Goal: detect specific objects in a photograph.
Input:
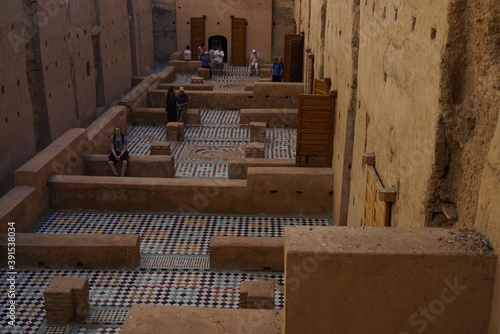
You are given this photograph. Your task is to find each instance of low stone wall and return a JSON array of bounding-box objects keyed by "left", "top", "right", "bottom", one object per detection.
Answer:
[
  {"left": 210, "top": 236, "right": 284, "bottom": 271},
  {"left": 121, "top": 305, "right": 282, "bottom": 334},
  {"left": 157, "top": 66, "right": 176, "bottom": 83},
  {"left": 14, "top": 128, "right": 88, "bottom": 188},
  {"left": 0, "top": 233, "right": 140, "bottom": 270},
  {"left": 158, "top": 83, "right": 214, "bottom": 91},
  {"left": 129, "top": 108, "right": 168, "bottom": 125},
  {"left": 87, "top": 106, "right": 128, "bottom": 154},
  {"left": 47, "top": 167, "right": 333, "bottom": 217},
  {"left": 284, "top": 226, "right": 497, "bottom": 334},
  {"left": 228, "top": 158, "right": 295, "bottom": 179},
  {"left": 83, "top": 154, "right": 175, "bottom": 178},
  {"left": 168, "top": 60, "right": 202, "bottom": 74},
  {"left": 120, "top": 74, "right": 160, "bottom": 111},
  {"left": 0, "top": 186, "right": 39, "bottom": 233},
  {"left": 240, "top": 109, "right": 298, "bottom": 128}
]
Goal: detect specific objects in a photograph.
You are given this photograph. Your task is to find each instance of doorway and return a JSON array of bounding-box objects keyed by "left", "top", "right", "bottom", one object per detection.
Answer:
[{"left": 208, "top": 35, "right": 228, "bottom": 62}]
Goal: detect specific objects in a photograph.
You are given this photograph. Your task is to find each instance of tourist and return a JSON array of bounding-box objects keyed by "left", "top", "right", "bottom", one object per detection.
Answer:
[
  {"left": 213, "top": 46, "right": 225, "bottom": 74},
  {"left": 197, "top": 43, "right": 207, "bottom": 60},
  {"left": 248, "top": 49, "right": 260, "bottom": 76},
  {"left": 165, "top": 86, "right": 177, "bottom": 122},
  {"left": 201, "top": 51, "right": 212, "bottom": 79},
  {"left": 208, "top": 44, "right": 216, "bottom": 62},
  {"left": 108, "top": 126, "right": 129, "bottom": 177},
  {"left": 176, "top": 87, "right": 189, "bottom": 122},
  {"left": 272, "top": 57, "right": 283, "bottom": 82},
  {"left": 184, "top": 45, "right": 192, "bottom": 61}
]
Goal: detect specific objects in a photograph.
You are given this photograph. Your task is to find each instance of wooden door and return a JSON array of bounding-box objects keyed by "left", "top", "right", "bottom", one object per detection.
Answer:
[
  {"left": 191, "top": 17, "right": 206, "bottom": 60},
  {"left": 283, "top": 34, "right": 304, "bottom": 82},
  {"left": 296, "top": 91, "right": 336, "bottom": 167},
  {"left": 231, "top": 17, "right": 246, "bottom": 66},
  {"left": 314, "top": 77, "right": 332, "bottom": 95}
]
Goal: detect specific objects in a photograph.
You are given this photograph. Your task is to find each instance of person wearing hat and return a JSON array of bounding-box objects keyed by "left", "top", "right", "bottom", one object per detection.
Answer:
[
  {"left": 248, "top": 49, "right": 260, "bottom": 76},
  {"left": 272, "top": 57, "right": 283, "bottom": 82},
  {"left": 176, "top": 87, "right": 189, "bottom": 122}
]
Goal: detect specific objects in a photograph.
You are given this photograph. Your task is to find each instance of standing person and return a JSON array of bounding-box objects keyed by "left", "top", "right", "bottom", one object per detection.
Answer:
[
  {"left": 201, "top": 51, "right": 212, "bottom": 79},
  {"left": 176, "top": 87, "right": 189, "bottom": 122},
  {"left": 208, "top": 44, "right": 216, "bottom": 62},
  {"left": 197, "top": 43, "right": 207, "bottom": 60},
  {"left": 165, "top": 86, "right": 177, "bottom": 122},
  {"left": 213, "top": 46, "right": 225, "bottom": 74},
  {"left": 108, "top": 126, "right": 129, "bottom": 177},
  {"left": 272, "top": 57, "right": 283, "bottom": 82},
  {"left": 184, "top": 45, "right": 192, "bottom": 61},
  {"left": 248, "top": 49, "right": 260, "bottom": 76}
]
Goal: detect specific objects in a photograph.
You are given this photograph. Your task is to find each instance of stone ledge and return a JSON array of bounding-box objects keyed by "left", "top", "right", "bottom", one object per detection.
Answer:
[
  {"left": 210, "top": 236, "right": 284, "bottom": 271},
  {"left": 83, "top": 154, "right": 175, "bottom": 178},
  {"left": 121, "top": 304, "right": 282, "bottom": 334}
]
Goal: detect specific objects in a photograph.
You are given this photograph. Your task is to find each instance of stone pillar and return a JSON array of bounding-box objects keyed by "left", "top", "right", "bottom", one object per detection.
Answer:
[
  {"left": 150, "top": 141, "right": 171, "bottom": 155},
  {"left": 250, "top": 122, "right": 267, "bottom": 143},
  {"left": 240, "top": 280, "right": 275, "bottom": 309},
  {"left": 44, "top": 276, "right": 89, "bottom": 325}
]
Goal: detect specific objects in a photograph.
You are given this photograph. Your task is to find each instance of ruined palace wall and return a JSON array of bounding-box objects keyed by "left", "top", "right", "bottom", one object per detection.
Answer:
[
  {"left": 38, "top": 0, "right": 78, "bottom": 140},
  {"left": 128, "top": 0, "right": 155, "bottom": 76},
  {"left": 67, "top": 0, "right": 98, "bottom": 128},
  {"left": 0, "top": 1, "right": 37, "bottom": 196},
  {"left": 295, "top": 0, "right": 359, "bottom": 225},
  {"left": 349, "top": 0, "right": 451, "bottom": 227},
  {"left": 175, "top": 0, "right": 273, "bottom": 64},
  {"left": 272, "top": 0, "right": 295, "bottom": 59},
  {"left": 98, "top": 0, "right": 132, "bottom": 105},
  {"left": 152, "top": 0, "right": 177, "bottom": 62}
]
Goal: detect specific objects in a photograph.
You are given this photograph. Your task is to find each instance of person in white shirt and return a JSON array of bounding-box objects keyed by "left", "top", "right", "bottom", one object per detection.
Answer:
[
  {"left": 248, "top": 49, "right": 260, "bottom": 76},
  {"left": 213, "top": 47, "right": 225, "bottom": 74},
  {"left": 184, "top": 45, "right": 192, "bottom": 61}
]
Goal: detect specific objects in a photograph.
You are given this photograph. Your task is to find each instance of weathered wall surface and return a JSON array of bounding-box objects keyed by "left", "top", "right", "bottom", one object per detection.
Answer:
[
  {"left": 272, "top": 0, "right": 295, "bottom": 59},
  {"left": 98, "top": 0, "right": 132, "bottom": 105},
  {"left": 128, "top": 0, "right": 155, "bottom": 76},
  {"left": 38, "top": 0, "right": 77, "bottom": 140},
  {"left": 175, "top": 0, "right": 273, "bottom": 64},
  {"left": 67, "top": 0, "right": 97, "bottom": 128},
  {"left": 0, "top": 1, "right": 37, "bottom": 196},
  {"left": 152, "top": 0, "right": 176, "bottom": 63}
]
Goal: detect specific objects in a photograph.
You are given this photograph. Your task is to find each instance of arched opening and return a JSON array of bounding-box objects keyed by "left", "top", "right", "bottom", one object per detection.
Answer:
[{"left": 208, "top": 35, "right": 228, "bottom": 62}]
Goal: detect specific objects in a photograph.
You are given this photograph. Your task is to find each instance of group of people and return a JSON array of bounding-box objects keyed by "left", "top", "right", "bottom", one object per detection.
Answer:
[{"left": 247, "top": 49, "right": 284, "bottom": 81}]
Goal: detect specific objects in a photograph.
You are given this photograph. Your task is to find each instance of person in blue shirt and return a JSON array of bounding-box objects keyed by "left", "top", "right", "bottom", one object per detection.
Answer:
[
  {"left": 176, "top": 87, "right": 189, "bottom": 122},
  {"left": 200, "top": 51, "right": 212, "bottom": 79},
  {"left": 272, "top": 57, "right": 283, "bottom": 82}
]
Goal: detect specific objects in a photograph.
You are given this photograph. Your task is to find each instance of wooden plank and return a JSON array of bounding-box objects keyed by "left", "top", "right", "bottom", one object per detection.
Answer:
[
  {"left": 314, "top": 78, "right": 332, "bottom": 95},
  {"left": 283, "top": 34, "right": 304, "bottom": 82},
  {"left": 231, "top": 18, "right": 246, "bottom": 66}
]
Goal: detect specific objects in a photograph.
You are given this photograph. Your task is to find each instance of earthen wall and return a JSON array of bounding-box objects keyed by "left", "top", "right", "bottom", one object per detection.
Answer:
[
  {"left": 128, "top": 0, "right": 155, "bottom": 76},
  {"left": 152, "top": 0, "right": 177, "bottom": 62},
  {"left": 0, "top": 2, "right": 37, "bottom": 196}
]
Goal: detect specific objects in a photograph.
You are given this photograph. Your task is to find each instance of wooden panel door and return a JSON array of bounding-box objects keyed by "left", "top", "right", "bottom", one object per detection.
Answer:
[
  {"left": 191, "top": 17, "right": 206, "bottom": 60},
  {"left": 283, "top": 34, "right": 304, "bottom": 82},
  {"left": 296, "top": 91, "right": 336, "bottom": 167},
  {"left": 314, "top": 77, "right": 332, "bottom": 95},
  {"left": 231, "top": 17, "right": 246, "bottom": 66}
]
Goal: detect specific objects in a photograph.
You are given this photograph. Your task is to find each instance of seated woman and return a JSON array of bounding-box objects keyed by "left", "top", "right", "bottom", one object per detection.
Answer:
[{"left": 108, "top": 126, "right": 129, "bottom": 176}]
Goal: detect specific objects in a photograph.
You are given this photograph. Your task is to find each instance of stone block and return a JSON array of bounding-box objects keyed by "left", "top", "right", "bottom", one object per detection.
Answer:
[
  {"left": 240, "top": 280, "right": 275, "bottom": 309},
  {"left": 184, "top": 109, "right": 201, "bottom": 124},
  {"left": 150, "top": 141, "right": 171, "bottom": 155},
  {"left": 284, "top": 226, "right": 497, "bottom": 334},
  {"left": 190, "top": 76, "right": 204, "bottom": 84},
  {"left": 210, "top": 236, "right": 284, "bottom": 271},
  {"left": 250, "top": 122, "right": 267, "bottom": 143},
  {"left": 166, "top": 122, "right": 185, "bottom": 141},
  {"left": 197, "top": 68, "right": 210, "bottom": 80},
  {"left": 44, "top": 276, "right": 89, "bottom": 325},
  {"left": 245, "top": 142, "right": 265, "bottom": 158}
]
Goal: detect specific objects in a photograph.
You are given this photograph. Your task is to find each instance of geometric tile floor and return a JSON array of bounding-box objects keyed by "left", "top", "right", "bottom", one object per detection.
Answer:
[
  {"left": 0, "top": 269, "right": 283, "bottom": 334},
  {"left": 0, "top": 212, "right": 330, "bottom": 333},
  {"left": 34, "top": 212, "right": 331, "bottom": 255},
  {"left": 126, "top": 110, "right": 297, "bottom": 179},
  {"left": 173, "top": 66, "right": 260, "bottom": 91}
]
